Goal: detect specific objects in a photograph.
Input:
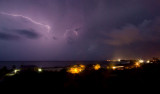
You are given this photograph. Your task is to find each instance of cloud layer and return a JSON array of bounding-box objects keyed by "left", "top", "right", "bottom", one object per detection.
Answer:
[{"left": 1, "top": 0, "right": 160, "bottom": 61}]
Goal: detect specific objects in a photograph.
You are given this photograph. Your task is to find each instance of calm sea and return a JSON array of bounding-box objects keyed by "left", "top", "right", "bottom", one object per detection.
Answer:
[{"left": 0, "top": 61, "right": 106, "bottom": 69}]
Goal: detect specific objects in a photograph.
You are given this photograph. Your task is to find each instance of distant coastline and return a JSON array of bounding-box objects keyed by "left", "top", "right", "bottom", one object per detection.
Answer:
[{"left": 0, "top": 61, "right": 106, "bottom": 68}]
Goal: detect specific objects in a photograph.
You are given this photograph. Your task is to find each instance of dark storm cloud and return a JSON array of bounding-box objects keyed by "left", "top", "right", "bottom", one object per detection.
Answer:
[
  {"left": 15, "top": 29, "right": 40, "bottom": 39},
  {"left": 103, "top": 17, "right": 160, "bottom": 46},
  {"left": 0, "top": 29, "right": 41, "bottom": 40},
  {"left": 105, "top": 24, "right": 141, "bottom": 46},
  {"left": 0, "top": 32, "right": 20, "bottom": 40},
  {"left": 53, "top": 36, "right": 57, "bottom": 40}
]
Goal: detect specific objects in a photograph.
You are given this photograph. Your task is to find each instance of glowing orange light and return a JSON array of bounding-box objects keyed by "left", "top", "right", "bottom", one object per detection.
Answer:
[
  {"left": 93, "top": 64, "right": 101, "bottom": 70},
  {"left": 112, "top": 66, "right": 116, "bottom": 70},
  {"left": 67, "top": 64, "right": 85, "bottom": 74},
  {"left": 135, "top": 62, "right": 140, "bottom": 67},
  {"left": 79, "top": 64, "right": 85, "bottom": 69}
]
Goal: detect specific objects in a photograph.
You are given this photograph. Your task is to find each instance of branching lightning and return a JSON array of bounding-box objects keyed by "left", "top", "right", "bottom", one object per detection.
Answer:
[{"left": 0, "top": 12, "right": 51, "bottom": 32}]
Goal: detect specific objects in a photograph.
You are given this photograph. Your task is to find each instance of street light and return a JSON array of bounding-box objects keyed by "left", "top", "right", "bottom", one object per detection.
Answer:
[
  {"left": 139, "top": 60, "right": 144, "bottom": 63},
  {"left": 38, "top": 68, "right": 42, "bottom": 72}
]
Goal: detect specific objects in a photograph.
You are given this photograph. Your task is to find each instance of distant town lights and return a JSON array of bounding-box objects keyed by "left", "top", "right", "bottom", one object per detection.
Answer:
[
  {"left": 135, "top": 62, "right": 140, "bottom": 67},
  {"left": 135, "top": 62, "right": 139, "bottom": 66},
  {"left": 112, "top": 66, "right": 116, "bottom": 70},
  {"left": 38, "top": 68, "right": 42, "bottom": 72},
  {"left": 14, "top": 69, "right": 20, "bottom": 74},
  {"left": 67, "top": 64, "right": 85, "bottom": 74},
  {"left": 93, "top": 64, "right": 101, "bottom": 70},
  {"left": 79, "top": 64, "right": 85, "bottom": 69},
  {"left": 139, "top": 60, "right": 144, "bottom": 63},
  {"left": 118, "top": 59, "right": 121, "bottom": 62},
  {"left": 146, "top": 60, "right": 150, "bottom": 63}
]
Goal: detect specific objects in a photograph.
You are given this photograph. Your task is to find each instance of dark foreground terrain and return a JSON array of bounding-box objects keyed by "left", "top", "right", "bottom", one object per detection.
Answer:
[{"left": 0, "top": 63, "right": 160, "bottom": 93}]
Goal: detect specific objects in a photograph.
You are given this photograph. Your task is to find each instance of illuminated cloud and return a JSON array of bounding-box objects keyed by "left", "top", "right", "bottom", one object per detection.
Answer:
[
  {"left": 0, "top": 12, "right": 51, "bottom": 32},
  {"left": 0, "top": 0, "right": 160, "bottom": 61}
]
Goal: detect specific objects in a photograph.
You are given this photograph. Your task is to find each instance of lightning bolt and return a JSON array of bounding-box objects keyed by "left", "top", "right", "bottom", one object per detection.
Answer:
[{"left": 0, "top": 12, "right": 51, "bottom": 32}]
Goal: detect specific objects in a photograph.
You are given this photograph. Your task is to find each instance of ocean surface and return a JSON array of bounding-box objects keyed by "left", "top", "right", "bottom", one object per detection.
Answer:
[{"left": 0, "top": 61, "right": 106, "bottom": 69}]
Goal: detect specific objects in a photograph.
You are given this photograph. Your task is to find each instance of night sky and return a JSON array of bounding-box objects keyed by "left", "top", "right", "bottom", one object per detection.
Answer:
[{"left": 0, "top": 0, "right": 160, "bottom": 61}]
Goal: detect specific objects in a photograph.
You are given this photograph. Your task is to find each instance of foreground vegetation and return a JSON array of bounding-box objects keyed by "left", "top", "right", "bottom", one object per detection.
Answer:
[{"left": 0, "top": 63, "right": 160, "bottom": 93}]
